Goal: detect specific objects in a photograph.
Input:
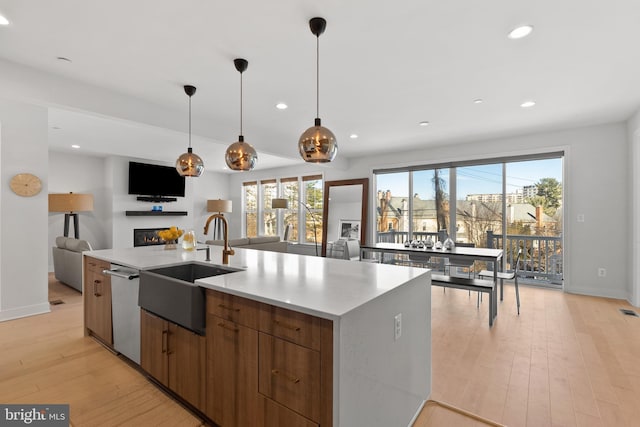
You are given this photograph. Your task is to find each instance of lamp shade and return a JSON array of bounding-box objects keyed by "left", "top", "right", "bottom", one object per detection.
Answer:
[
  {"left": 49, "top": 193, "right": 94, "bottom": 212},
  {"left": 207, "top": 199, "right": 232, "bottom": 213},
  {"left": 271, "top": 198, "right": 288, "bottom": 209}
]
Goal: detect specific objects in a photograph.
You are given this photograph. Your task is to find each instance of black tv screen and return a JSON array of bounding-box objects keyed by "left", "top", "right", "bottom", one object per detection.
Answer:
[{"left": 128, "top": 161, "right": 186, "bottom": 197}]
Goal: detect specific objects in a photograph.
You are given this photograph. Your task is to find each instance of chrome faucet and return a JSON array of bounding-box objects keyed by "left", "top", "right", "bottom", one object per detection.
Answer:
[{"left": 204, "top": 214, "right": 234, "bottom": 264}]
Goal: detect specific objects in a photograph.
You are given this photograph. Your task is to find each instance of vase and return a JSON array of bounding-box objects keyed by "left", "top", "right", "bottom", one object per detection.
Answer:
[{"left": 164, "top": 242, "right": 177, "bottom": 250}]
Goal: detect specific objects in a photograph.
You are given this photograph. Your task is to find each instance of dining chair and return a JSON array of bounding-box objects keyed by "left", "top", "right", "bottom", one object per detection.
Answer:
[
  {"left": 443, "top": 242, "right": 476, "bottom": 277},
  {"left": 479, "top": 249, "right": 522, "bottom": 314}
]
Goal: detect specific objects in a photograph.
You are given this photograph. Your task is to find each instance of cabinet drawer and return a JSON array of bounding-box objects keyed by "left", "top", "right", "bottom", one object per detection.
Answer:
[
  {"left": 258, "top": 333, "right": 321, "bottom": 422},
  {"left": 259, "top": 305, "right": 322, "bottom": 350},
  {"left": 85, "top": 257, "right": 109, "bottom": 274},
  {"left": 206, "top": 289, "right": 260, "bottom": 329},
  {"left": 258, "top": 395, "right": 318, "bottom": 427}
]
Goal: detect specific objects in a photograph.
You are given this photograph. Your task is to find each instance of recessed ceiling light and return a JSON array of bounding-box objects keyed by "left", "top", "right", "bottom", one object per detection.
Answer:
[
  {"left": 56, "top": 56, "right": 72, "bottom": 63},
  {"left": 473, "top": 99, "right": 484, "bottom": 104},
  {"left": 51, "top": 126, "right": 61, "bottom": 130},
  {"left": 508, "top": 25, "right": 533, "bottom": 40},
  {"left": 275, "top": 103, "right": 288, "bottom": 110},
  {"left": 520, "top": 100, "right": 536, "bottom": 108},
  {"left": 0, "top": 15, "right": 9, "bottom": 26},
  {"left": 71, "top": 145, "right": 80, "bottom": 149},
  {"left": 350, "top": 134, "right": 358, "bottom": 139},
  {"left": 418, "top": 121, "right": 430, "bottom": 127}
]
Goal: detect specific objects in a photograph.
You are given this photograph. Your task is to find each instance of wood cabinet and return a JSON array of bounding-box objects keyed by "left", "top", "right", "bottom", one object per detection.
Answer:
[
  {"left": 206, "top": 315, "right": 258, "bottom": 427},
  {"left": 140, "top": 309, "right": 206, "bottom": 412},
  {"left": 83, "top": 256, "right": 113, "bottom": 345},
  {"left": 205, "top": 289, "right": 333, "bottom": 427}
]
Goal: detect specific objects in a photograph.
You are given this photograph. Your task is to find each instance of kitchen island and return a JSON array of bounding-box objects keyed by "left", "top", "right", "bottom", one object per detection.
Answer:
[{"left": 83, "top": 244, "right": 431, "bottom": 427}]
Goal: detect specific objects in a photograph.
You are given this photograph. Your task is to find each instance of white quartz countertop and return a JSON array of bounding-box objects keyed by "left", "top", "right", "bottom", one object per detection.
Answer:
[{"left": 85, "top": 244, "right": 430, "bottom": 320}]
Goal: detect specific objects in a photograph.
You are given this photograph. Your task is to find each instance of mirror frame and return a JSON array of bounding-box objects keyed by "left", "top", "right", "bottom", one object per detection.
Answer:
[{"left": 321, "top": 178, "right": 369, "bottom": 257}]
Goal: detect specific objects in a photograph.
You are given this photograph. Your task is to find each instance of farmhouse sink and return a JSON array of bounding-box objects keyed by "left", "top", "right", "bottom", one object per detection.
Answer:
[{"left": 138, "top": 262, "right": 241, "bottom": 335}]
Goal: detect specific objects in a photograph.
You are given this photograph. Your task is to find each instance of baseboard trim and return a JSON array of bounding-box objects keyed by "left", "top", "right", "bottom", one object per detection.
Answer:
[{"left": 0, "top": 302, "right": 51, "bottom": 322}]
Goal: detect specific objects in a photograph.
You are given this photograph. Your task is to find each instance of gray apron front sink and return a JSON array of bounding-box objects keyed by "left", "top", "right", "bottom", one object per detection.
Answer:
[{"left": 138, "top": 262, "right": 241, "bottom": 335}]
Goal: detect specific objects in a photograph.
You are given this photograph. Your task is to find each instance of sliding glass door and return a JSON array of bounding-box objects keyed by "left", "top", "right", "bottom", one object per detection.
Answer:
[{"left": 374, "top": 154, "right": 563, "bottom": 287}]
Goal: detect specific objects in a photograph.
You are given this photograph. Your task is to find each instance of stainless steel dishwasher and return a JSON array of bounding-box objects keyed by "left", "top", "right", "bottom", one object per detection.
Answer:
[{"left": 103, "top": 265, "right": 140, "bottom": 364}]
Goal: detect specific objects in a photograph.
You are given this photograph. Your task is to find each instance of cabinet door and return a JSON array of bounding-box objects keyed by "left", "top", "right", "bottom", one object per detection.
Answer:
[
  {"left": 206, "top": 314, "right": 258, "bottom": 427},
  {"left": 168, "top": 323, "right": 206, "bottom": 411},
  {"left": 140, "top": 310, "right": 168, "bottom": 387},
  {"left": 84, "top": 265, "right": 113, "bottom": 345}
]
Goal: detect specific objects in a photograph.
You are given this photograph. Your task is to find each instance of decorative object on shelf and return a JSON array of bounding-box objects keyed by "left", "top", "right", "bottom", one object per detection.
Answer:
[
  {"left": 157, "top": 226, "right": 183, "bottom": 250},
  {"left": 182, "top": 230, "right": 196, "bottom": 251},
  {"left": 443, "top": 237, "right": 455, "bottom": 250},
  {"left": 225, "top": 58, "right": 257, "bottom": 171},
  {"left": 175, "top": 85, "right": 204, "bottom": 177},
  {"left": 298, "top": 17, "right": 338, "bottom": 163},
  {"left": 206, "top": 199, "right": 233, "bottom": 240},
  {"left": 151, "top": 205, "right": 163, "bottom": 212},
  {"left": 10, "top": 173, "right": 42, "bottom": 197},
  {"left": 272, "top": 197, "right": 319, "bottom": 256},
  {"left": 48, "top": 192, "right": 94, "bottom": 238}
]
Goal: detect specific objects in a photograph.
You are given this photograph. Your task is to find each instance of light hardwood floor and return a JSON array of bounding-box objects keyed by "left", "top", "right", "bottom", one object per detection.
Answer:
[{"left": 2, "top": 275, "right": 640, "bottom": 426}]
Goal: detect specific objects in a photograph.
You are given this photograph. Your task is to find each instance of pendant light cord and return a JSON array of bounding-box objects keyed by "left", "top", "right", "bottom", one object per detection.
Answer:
[
  {"left": 240, "top": 71, "right": 243, "bottom": 136},
  {"left": 188, "top": 95, "right": 192, "bottom": 149},
  {"left": 316, "top": 35, "right": 320, "bottom": 119}
]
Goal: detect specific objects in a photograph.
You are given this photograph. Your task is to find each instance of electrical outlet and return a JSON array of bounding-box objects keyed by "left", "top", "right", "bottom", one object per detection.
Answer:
[
  {"left": 577, "top": 214, "right": 585, "bottom": 222},
  {"left": 598, "top": 268, "right": 606, "bottom": 277},
  {"left": 394, "top": 313, "right": 402, "bottom": 340}
]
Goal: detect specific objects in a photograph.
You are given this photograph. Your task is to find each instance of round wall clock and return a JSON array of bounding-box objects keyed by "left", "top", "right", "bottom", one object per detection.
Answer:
[{"left": 10, "top": 173, "right": 42, "bottom": 197}]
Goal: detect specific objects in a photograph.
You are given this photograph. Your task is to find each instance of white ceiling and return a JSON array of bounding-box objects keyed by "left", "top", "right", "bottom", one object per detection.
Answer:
[{"left": 1, "top": 0, "right": 639, "bottom": 172}]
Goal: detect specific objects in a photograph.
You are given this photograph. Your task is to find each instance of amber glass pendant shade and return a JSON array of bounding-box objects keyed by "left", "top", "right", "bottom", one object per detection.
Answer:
[
  {"left": 298, "top": 118, "right": 337, "bottom": 163},
  {"left": 225, "top": 135, "right": 257, "bottom": 171},
  {"left": 176, "top": 147, "right": 204, "bottom": 177}
]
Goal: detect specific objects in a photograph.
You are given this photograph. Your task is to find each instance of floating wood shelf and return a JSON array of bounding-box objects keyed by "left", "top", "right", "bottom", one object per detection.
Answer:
[{"left": 125, "top": 211, "right": 188, "bottom": 216}]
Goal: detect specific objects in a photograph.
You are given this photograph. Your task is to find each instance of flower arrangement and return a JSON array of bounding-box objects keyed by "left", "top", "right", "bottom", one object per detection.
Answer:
[{"left": 157, "top": 226, "right": 183, "bottom": 249}]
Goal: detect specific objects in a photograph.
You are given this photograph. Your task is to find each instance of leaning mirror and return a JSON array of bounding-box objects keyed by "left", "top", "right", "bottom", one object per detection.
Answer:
[{"left": 321, "top": 178, "right": 369, "bottom": 257}]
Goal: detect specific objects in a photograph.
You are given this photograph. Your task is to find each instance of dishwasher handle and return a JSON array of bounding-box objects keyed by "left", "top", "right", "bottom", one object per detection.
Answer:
[{"left": 103, "top": 269, "right": 139, "bottom": 280}]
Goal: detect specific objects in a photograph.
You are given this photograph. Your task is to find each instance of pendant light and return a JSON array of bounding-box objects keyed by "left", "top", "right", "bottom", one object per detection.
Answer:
[
  {"left": 298, "top": 17, "right": 338, "bottom": 163},
  {"left": 175, "top": 85, "right": 204, "bottom": 177},
  {"left": 225, "top": 58, "right": 258, "bottom": 171}
]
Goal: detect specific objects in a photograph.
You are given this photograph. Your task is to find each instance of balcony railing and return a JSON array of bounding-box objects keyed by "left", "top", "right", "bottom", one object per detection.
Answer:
[{"left": 375, "top": 230, "right": 563, "bottom": 287}]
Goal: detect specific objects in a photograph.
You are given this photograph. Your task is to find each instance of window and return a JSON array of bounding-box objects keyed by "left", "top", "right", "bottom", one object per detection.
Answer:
[
  {"left": 242, "top": 175, "right": 323, "bottom": 245},
  {"left": 280, "top": 178, "right": 299, "bottom": 242},
  {"left": 302, "top": 175, "right": 323, "bottom": 244},
  {"left": 374, "top": 153, "right": 563, "bottom": 287},
  {"left": 243, "top": 181, "right": 257, "bottom": 238},
  {"left": 261, "top": 180, "right": 277, "bottom": 236}
]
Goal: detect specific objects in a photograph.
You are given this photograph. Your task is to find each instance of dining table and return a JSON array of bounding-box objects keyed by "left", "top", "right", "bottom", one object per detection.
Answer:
[{"left": 360, "top": 242, "right": 505, "bottom": 299}]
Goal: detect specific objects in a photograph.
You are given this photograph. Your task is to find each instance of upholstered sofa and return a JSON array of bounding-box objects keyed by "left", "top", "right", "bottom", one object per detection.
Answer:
[
  {"left": 52, "top": 236, "right": 93, "bottom": 292},
  {"left": 205, "top": 236, "right": 288, "bottom": 253}
]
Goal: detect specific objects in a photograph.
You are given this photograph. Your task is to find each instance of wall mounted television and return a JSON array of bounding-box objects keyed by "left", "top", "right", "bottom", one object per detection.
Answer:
[{"left": 128, "top": 161, "right": 186, "bottom": 198}]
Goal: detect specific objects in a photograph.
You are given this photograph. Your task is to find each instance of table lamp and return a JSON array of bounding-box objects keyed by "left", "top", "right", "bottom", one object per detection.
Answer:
[{"left": 49, "top": 192, "right": 94, "bottom": 238}]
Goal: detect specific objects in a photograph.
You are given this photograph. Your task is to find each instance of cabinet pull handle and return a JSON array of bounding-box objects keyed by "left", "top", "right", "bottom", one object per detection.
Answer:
[
  {"left": 162, "top": 330, "right": 168, "bottom": 353},
  {"left": 271, "top": 369, "right": 300, "bottom": 384},
  {"left": 217, "top": 322, "right": 239, "bottom": 332},
  {"left": 273, "top": 319, "right": 301, "bottom": 332},
  {"left": 93, "top": 280, "right": 102, "bottom": 297},
  {"left": 217, "top": 304, "right": 240, "bottom": 312}
]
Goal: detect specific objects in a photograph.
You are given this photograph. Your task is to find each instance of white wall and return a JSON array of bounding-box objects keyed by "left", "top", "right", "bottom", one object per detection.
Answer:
[
  {"left": 628, "top": 110, "right": 640, "bottom": 306},
  {"left": 0, "top": 99, "right": 50, "bottom": 321},
  {"left": 229, "top": 122, "right": 630, "bottom": 302},
  {"left": 48, "top": 151, "right": 109, "bottom": 269},
  {"left": 48, "top": 152, "right": 229, "bottom": 266}
]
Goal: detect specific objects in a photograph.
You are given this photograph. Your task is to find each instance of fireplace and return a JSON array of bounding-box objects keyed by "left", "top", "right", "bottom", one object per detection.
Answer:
[{"left": 134, "top": 228, "right": 175, "bottom": 247}]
